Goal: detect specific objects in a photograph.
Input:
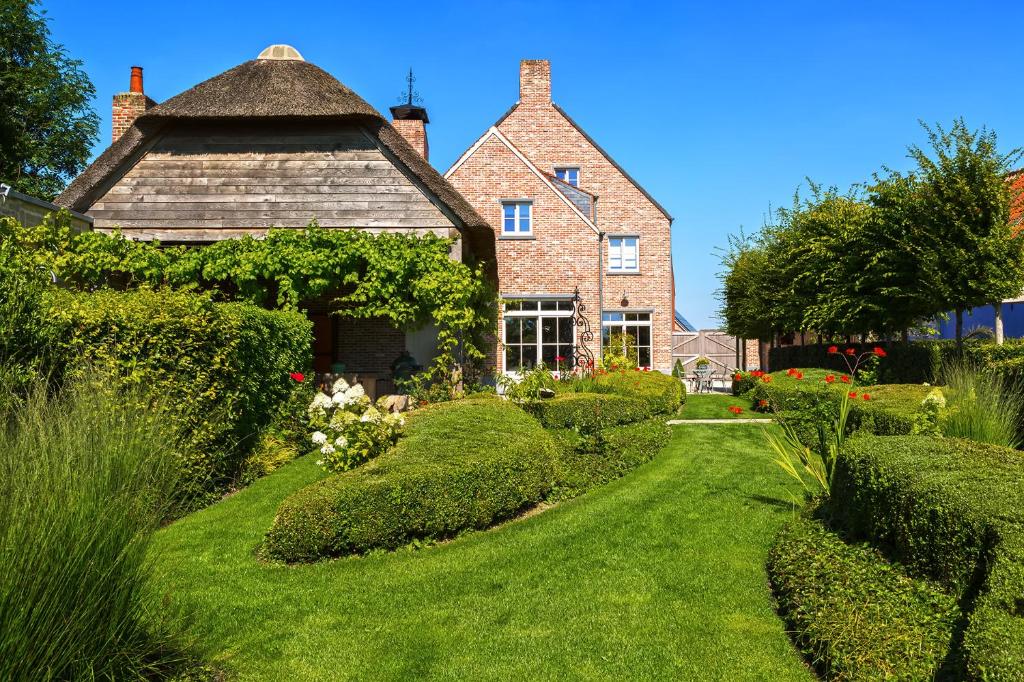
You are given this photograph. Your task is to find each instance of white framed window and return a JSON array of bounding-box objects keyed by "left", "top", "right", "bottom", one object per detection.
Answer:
[
  {"left": 602, "top": 311, "right": 652, "bottom": 368},
  {"left": 608, "top": 236, "right": 639, "bottom": 272},
  {"left": 554, "top": 167, "right": 579, "bottom": 187},
  {"left": 503, "top": 299, "right": 575, "bottom": 373},
  {"left": 501, "top": 201, "right": 532, "bottom": 236}
]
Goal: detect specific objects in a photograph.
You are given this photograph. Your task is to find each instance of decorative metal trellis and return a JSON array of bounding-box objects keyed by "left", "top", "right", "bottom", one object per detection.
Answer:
[{"left": 569, "top": 286, "right": 596, "bottom": 370}]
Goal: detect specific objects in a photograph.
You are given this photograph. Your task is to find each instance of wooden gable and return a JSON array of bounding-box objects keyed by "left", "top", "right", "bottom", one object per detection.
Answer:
[{"left": 88, "top": 120, "right": 455, "bottom": 241}]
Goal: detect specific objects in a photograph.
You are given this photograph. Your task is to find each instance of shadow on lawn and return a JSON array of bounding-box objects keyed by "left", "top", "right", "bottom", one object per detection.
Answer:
[{"left": 745, "top": 494, "right": 801, "bottom": 511}]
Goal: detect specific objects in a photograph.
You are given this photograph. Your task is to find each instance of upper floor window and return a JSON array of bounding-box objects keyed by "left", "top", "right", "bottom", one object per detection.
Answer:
[
  {"left": 608, "top": 236, "right": 639, "bottom": 272},
  {"left": 554, "top": 167, "right": 579, "bottom": 187},
  {"left": 502, "top": 201, "right": 532, "bottom": 236}
]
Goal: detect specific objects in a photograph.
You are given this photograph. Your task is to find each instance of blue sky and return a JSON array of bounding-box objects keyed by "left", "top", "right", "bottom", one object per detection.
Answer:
[{"left": 45, "top": 0, "right": 1024, "bottom": 328}]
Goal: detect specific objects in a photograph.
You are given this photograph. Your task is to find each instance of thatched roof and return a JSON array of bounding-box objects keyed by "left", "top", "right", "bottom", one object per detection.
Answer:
[{"left": 55, "top": 51, "right": 495, "bottom": 265}]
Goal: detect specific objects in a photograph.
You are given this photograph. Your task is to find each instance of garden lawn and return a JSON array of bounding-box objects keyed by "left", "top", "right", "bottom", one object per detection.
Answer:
[
  {"left": 151, "top": 425, "right": 812, "bottom": 681},
  {"left": 676, "top": 392, "right": 752, "bottom": 419}
]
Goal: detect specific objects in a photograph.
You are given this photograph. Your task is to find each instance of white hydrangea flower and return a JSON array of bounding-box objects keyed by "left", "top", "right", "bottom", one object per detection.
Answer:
[
  {"left": 346, "top": 384, "right": 365, "bottom": 401},
  {"left": 320, "top": 443, "right": 335, "bottom": 455},
  {"left": 334, "top": 435, "right": 348, "bottom": 447},
  {"left": 311, "top": 431, "right": 328, "bottom": 445},
  {"left": 332, "top": 391, "right": 351, "bottom": 407},
  {"left": 309, "top": 392, "right": 333, "bottom": 412},
  {"left": 332, "top": 377, "right": 350, "bottom": 394}
]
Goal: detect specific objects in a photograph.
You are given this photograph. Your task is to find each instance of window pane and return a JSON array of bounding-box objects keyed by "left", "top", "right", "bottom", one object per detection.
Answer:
[
  {"left": 555, "top": 169, "right": 565, "bottom": 180},
  {"left": 521, "top": 344, "right": 537, "bottom": 369},
  {"left": 505, "top": 345, "right": 520, "bottom": 371},
  {"left": 637, "top": 313, "right": 651, "bottom": 322},
  {"left": 602, "top": 312, "right": 624, "bottom": 322},
  {"left": 602, "top": 326, "right": 610, "bottom": 346},
  {"left": 519, "top": 216, "right": 531, "bottom": 233},
  {"left": 638, "top": 346, "right": 651, "bottom": 367},
  {"left": 541, "top": 317, "right": 557, "bottom": 343},
  {"left": 558, "top": 317, "right": 572, "bottom": 342},
  {"left": 522, "top": 317, "right": 537, "bottom": 343},
  {"left": 540, "top": 300, "right": 558, "bottom": 311},
  {"left": 557, "top": 300, "right": 573, "bottom": 311},
  {"left": 542, "top": 344, "right": 558, "bottom": 365},
  {"left": 505, "top": 318, "right": 521, "bottom": 344},
  {"left": 559, "top": 344, "right": 574, "bottom": 365},
  {"left": 568, "top": 169, "right": 578, "bottom": 186},
  {"left": 637, "top": 325, "right": 650, "bottom": 346},
  {"left": 503, "top": 300, "right": 520, "bottom": 312},
  {"left": 520, "top": 300, "right": 539, "bottom": 311}
]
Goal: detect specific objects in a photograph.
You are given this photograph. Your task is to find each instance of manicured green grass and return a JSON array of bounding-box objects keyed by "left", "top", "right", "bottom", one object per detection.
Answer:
[
  {"left": 676, "top": 392, "right": 752, "bottom": 419},
  {"left": 151, "top": 425, "right": 812, "bottom": 680}
]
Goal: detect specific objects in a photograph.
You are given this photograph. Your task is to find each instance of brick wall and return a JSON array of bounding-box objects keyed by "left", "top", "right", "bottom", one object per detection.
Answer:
[
  {"left": 446, "top": 60, "right": 674, "bottom": 372},
  {"left": 392, "top": 118, "right": 428, "bottom": 160},
  {"left": 334, "top": 316, "right": 406, "bottom": 374}
]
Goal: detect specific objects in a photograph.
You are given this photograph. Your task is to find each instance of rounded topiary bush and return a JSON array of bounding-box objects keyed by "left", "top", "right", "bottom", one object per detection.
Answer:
[
  {"left": 263, "top": 398, "right": 557, "bottom": 562},
  {"left": 592, "top": 369, "right": 684, "bottom": 414}
]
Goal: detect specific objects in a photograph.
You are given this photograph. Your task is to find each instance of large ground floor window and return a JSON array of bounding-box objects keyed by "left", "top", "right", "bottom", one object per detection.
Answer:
[
  {"left": 503, "top": 299, "right": 575, "bottom": 372},
  {"left": 602, "top": 312, "right": 652, "bottom": 368}
]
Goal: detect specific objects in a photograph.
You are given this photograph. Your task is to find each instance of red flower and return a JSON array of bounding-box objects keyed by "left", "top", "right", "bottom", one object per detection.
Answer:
[
  {"left": 644, "top": 367, "right": 651, "bottom": 372},
  {"left": 825, "top": 375, "right": 835, "bottom": 384},
  {"left": 840, "top": 375, "right": 851, "bottom": 384},
  {"left": 752, "top": 370, "right": 764, "bottom": 377},
  {"left": 634, "top": 367, "right": 641, "bottom": 372},
  {"left": 787, "top": 368, "right": 796, "bottom": 376},
  {"left": 873, "top": 347, "right": 887, "bottom": 358},
  {"left": 862, "top": 393, "right": 871, "bottom": 401},
  {"left": 555, "top": 355, "right": 566, "bottom": 362},
  {"left": 758, "top": 399, "right": 769, "bottom": 408},
  {"left": 849, "top": 391, "right": 858, "bottom": 398},
  {"left": 289, "top": 372, "right": 305, "bottom": 382},
  {"left": 734, "top": 373, "right": 743, "bottom": 381},
  {"left": 762, "top": 375, "right": 772, "bottom": 383},
  {"left": 795, "top": 371, "right": 803, "bottom": 380},
  {"left": 729, "top": 406, "right": 743, "bottom": 415},
  {"left": 845, "top": 348, "right": 856, "bottom": 356},
  {"left": 827, "top": 345, "right": 839, "bottom": 354}
]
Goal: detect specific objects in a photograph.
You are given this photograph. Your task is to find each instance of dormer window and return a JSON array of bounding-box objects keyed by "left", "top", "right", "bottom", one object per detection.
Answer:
[
  {"left": 502, "top": 200, "right": 533, "bottom": 236},
  {"left": 554, "top": 167, "right": 579, "bottom": 187}
]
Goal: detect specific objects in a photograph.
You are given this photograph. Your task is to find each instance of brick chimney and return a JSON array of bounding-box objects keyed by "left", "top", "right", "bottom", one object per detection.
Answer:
[
  {"left": 519, "top": 59, "right": 551, "bottom": 105},
  {"left": 112, "top": 66, "right": 152, "bottom": 142},
  {"left": 390, "top": 104, "right": 429, "bottom": 161}
]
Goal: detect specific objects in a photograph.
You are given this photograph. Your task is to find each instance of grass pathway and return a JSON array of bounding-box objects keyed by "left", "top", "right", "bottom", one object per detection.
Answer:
[{"left": 152, "top": 425, "right": 812, "bottom": 680}]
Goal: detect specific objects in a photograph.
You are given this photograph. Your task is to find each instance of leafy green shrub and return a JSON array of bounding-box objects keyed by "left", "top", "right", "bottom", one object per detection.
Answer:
[
  {"left": 263, "top": 398, "right": 557, "bottom": 561},
  {"left": 731, "top": 369, "right": 760, "bottom": 396},
  {"left": 306, "top": 377, "right": 403, "bottom": 473},
  {"left": 831, "top": 435, "right": 1024, "bottom": 678},
  {"left": 0, "top": 373, "right": 192, "bottom": 679},
  {"left": 768, "top": 514, "right": 959, "bottom": 681},
  {"left": 529, "top": 392, "right": 650, "bottom": 434},
  {"left": 549, "top": 418, "right": 671, "bottom": 499},
  {"left": 591, "top": 368, "right": 684, "bottom": 414},
  {"left": 39, "top": 288, "right": 312, "bottom": 505}
]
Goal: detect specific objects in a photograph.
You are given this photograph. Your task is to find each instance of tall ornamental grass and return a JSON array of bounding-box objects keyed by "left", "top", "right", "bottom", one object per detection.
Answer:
[
  {"left": 940, "top": 360, "right": 1023, "bottom": 449},
  {"left": 0, "top": 374, "right": 189, "bottom": 680}
]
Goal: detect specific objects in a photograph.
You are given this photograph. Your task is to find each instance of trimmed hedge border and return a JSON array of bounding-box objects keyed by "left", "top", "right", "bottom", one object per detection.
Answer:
[
  {"left": 263, "top": 398, "right": 557, "bottom": 562},
  {"left": 832, "top": 435, "right": 1024, "bottom": 679},
  {"left": 769, "top": 514, "right": 959, "bottom": 681},
  {"left": 592, "top": 369, "right": 685, "bottom": 414},
  {"left": 769, "top": 339, "right": 1024, "bottom": 385},
  {"left": 549, "top": 418, "right": 672, "bottom": 500},
  {"left": 40, "top": 288, "right": 312, "bottom": 505},
  {"left": 530, "top": 393, "right": 651, "bottom": 434}
]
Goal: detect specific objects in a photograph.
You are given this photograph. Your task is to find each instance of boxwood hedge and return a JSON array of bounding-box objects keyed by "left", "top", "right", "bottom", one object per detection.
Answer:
[
  {"left": 831, "top": 435, "right": 1024, "bottom": 679},
  {"left": 768, "top": 513, "right": 959, "bottom": 681},
  {"left": 529, "top": 393, "right": 650, "bottom": 434},
  {"left": 40, "top": 288, "right": 312, "bottom": 506},
  {"left": 591, "top": 369, "right": 685, "bottom": 414},
  {"left": 263, "top": 398, "right": 558, "bottom": 562},
  {"left": 549, "top": 418, "right": 672, "bottom": 499}
]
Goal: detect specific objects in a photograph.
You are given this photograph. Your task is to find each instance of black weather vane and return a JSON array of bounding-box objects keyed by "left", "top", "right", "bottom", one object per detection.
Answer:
[{"left": 398, "top": 68, "right": 423, "bottom": 106}]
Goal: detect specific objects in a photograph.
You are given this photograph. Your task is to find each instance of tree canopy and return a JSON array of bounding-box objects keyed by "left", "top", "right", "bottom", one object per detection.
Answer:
[
  {"left": 718, "top": 120, "right": 1024, "bottom": 343},
  {"left": 0, "top": 0, "right": 98, "bottom": 200}
]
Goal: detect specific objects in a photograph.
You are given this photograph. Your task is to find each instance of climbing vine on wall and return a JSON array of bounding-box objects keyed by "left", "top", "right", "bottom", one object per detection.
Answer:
[{"left": 0, "top": 217, "right": 495, "bottom": 378}]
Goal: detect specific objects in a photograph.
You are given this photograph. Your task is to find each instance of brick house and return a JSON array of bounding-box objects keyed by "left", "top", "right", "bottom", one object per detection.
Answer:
[{"left": 444, "top": 60, "right": 675, "bottom": 373}]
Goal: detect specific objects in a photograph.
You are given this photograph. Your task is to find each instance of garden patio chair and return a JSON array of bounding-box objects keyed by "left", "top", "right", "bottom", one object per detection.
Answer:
[{"left": 692, "top": 366, "right": 713, "bottom": 394}]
